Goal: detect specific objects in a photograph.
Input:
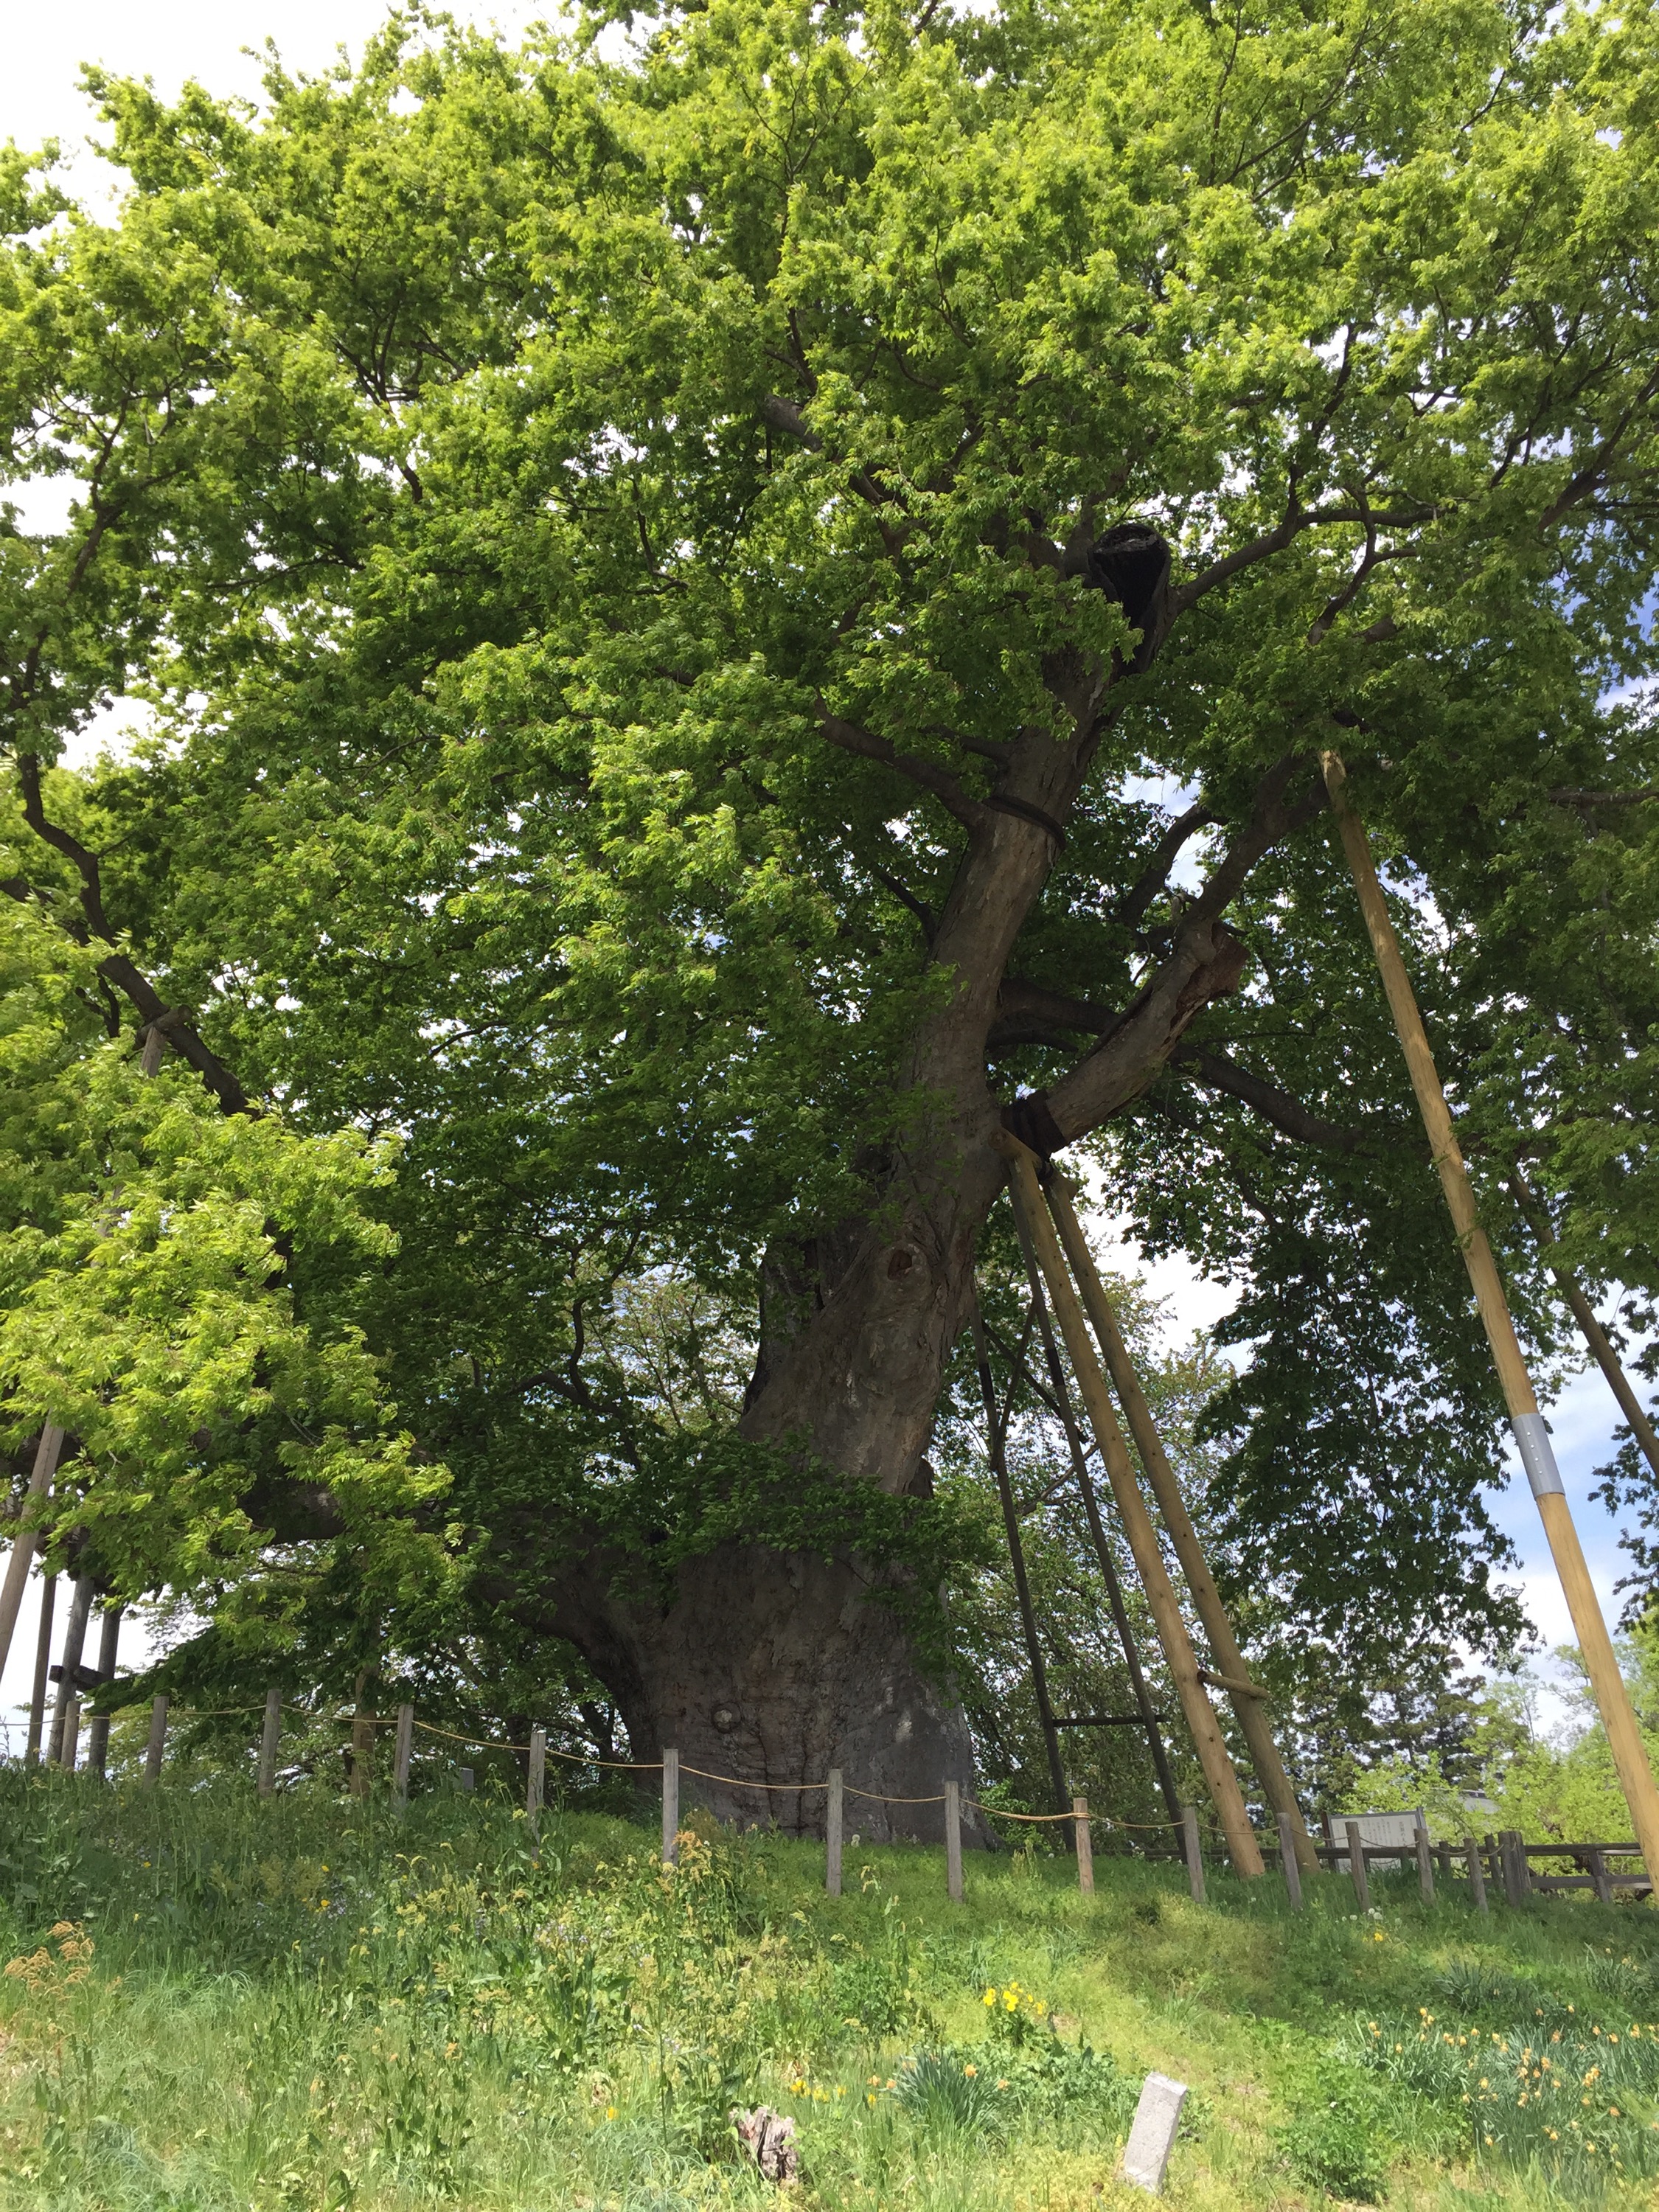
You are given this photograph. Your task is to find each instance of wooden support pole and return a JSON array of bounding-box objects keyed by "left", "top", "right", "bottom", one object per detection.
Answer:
[
  {"left": 945, "top": 1779, "right": 964, "bottom": 1902},
  {"left": 1011, "top": 1249, "right": 1184, "bottom": 1823},
  {"left": 1346, "top": 1820, "right": 1370, "bottom": 1911},
  {"left": 826, "top": 1768, "right": 844, "bottom": 1897},
  {"left": 257, "top": 1688, "right": 282, "bottom": 1799},
  {"left": 26, "top": 1571, "right": 56, "bottom": 1764},
  {"left": 1280, "top": 1823, "right": 1303, "bottom": 1910},
  {"left": 661, "top": 1747, "right": 679, "bottom": 1865},
  {"left": 1182, "top": 1806, "right": 1206, "bottom": 1903},
  {"left": 144, "top": 1695, "right": 169, "bottom": 1789},
  {"left": 1464, "top": 1834, "right": 1488, "bottom": 1915},
  {"left": 48, "top": 1573, "right": 94, "bottom": 1766},
  {"left": 1324, "top": 751, "right": 1659, "bottom": 1885},
  {"left": 1044, "top": 1175, "right": 1319, "bottom": 1877},
  {"left": 1588, "top": 1846, "right": 1613, "bottom": 1907},
  {"left": 1512, "top": 1167, "right": 1659, "bottom": 1487},
  {"left": 999, "top": 1137, "right": 1265, "bottom": 1877},
  {"left": 1415, "top": 1816, "right": 1435, "bottom": 1905},
  {"left": 0, "top": 1425, "right": 62, "bottom": 1678},
  {"left": 969, "top": 1295, "right": 1070, "bottom": 1816},
  {"left": 1500, "top": 1829, "right": 1527, "bottom": 1907},
  {"left": 393, "top": 1703, "right": 414, "bottom": 1812},
  {"left": 527, "top": 1725, "right": 546, "bottom": 1834},
  {"left": 84, "top": 1605, "right": 122, "bottom": 1780},
  {"left": 62, "top": 1694, "right": 81, "bottom": 1771}
]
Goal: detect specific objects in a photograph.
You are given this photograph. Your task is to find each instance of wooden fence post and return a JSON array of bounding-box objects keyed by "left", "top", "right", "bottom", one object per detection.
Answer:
[
  {"left": 1464, "top": 1835, "right": 1488, "bottom": 1915},
  {"left": 143, "top": 1695, "right": 169, "bottom": 1789},
  {"left": 1588, "top": 1846, "right": 1613, "bottom": 1907},
  {"left": 826, "top": 1768, "right": 844, "bottom": 1897},
  {"left": 62, "top": 1694, "right": 81, "bottom": 1773},
  {"left": 1500, "top": 1829, "right": 1528, "bottom": 1907},
  {"left": 1280, "top": 1823, "right": 1304, "bottom": 1910},
  {"left": 1483, "top": 1832, "right": 1499, "bottom": 1892},
  {"left": 1074, "top": 1797, "right": 1094, "bottom": 1896},
  {"left": 527, "top": 1725, "right": 546, "bottom": 1834},
  {"left": 26, "top": 1571, "right": 56, "bottom": 1764},
  {"left": 1415, "top": 1816, "right": 1435, "bottom": 1905},
  {"left": 661, "top": 1748, "right": 679, "bottom": 1865},
  {"left": 393, "top": 1703, "right": 414, "bottom": 1812},
  {"left": 349, "top": 1675, "right": 375, "bottom": 1800},
  {"left": 945, "top": 1780, "right": 964, "bottom": 1902},
  {"left": 1182, "top": 1806, "right": 1206, "bottom": 1904},
  {"left": 257, "top": 1688, "right": 282, "bottom": 1800},
  {"left": 1346, "top": 1820, "right": 1370, "bottom": 1911}
]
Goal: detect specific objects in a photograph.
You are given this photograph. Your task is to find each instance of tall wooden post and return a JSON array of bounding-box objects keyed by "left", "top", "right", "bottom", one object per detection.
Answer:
[
  {"left": 527, "top": 1725, "right": 546, "bottom": 1834},
  {"left": 1000, "top": 1137, "right": 1265, "bottom": 1877},
  {"left": 661, "top": 1747, "right": 679, "bottom": 1865},
  {"left": 1073, "top": 1797, "right": 1094, "bottom": 1894},
  {"left": 1511, "top": 1166, "right": 1659, "bottom": 1485},
  {"left": 1346, "top": 1820, "right": 1370, "bottom": 1911},
  {"left": 1415, "top": 1817, "right": 1435, "bottom": 1904},
  {"left": 826, "top": 1768, "right": 844, "bottom": 1897},
  {"left": 143, "top": 1695, "right": 169, "bottom": 1788},
  {"left": 1279, "top": 1823, "right": 1303, "bottom": 1910},
  {"left": 26, "top": 1571, "right": 56, "bottom": 1764},
  {"left": 257, "top": 1689, "right": 282, "bottom": 1799},
  {"left": 48, "top": 1573, "right": 94, "bottom": 1766},
  {"left": 0, "top": 1425, "right": 63, "bottom": 1677},
  {"left": 393, "top": 1703, "right": 414, "bottom": 1812},
  {"left": 83, "top": 1605, "right": 122, "bottom": 1779},
  {"left": 1182, "top": 1806, "right": 1206, "bottom": 1903},
  {"left": 945, "top": 1779, "right": 964, "bottom": 1902},
  {"left": 1044, "top": 1175, "right": 1318, "bottom": 1875},
  {"left": 1464, "top": 1835, "right": 1488, "bottom": 1915},
  {"left": 968, "top": 1298, "right": 1070, "bottom": 1815},
  {"left": 349, "top": 1674, "right": 375, "bottom": 1799},
  {"left": 1003, "top": 1202, "right": 1185, "bottom": 1823},
  {"left": 62, "top": 1694, "right": 81, "bottom": 1772},
  {"left": 1324, "top": 751, "right": 1659, "bottom": 1884}
]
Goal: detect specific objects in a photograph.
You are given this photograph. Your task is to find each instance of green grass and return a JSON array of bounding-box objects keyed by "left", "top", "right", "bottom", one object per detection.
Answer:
[{"left": 2, "top": 1771, "right": 1659, "bottom": 2209}]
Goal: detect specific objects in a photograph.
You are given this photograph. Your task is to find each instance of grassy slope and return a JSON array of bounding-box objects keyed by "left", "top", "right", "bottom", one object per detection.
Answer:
[{"left": 1, "top": 1772, "right": 1658, "bottom": 2210}]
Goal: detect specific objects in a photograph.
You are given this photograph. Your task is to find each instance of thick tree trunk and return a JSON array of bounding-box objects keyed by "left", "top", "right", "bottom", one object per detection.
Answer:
[{"left": 543, "top": 1538, "right": 986, "bottom": 1844}]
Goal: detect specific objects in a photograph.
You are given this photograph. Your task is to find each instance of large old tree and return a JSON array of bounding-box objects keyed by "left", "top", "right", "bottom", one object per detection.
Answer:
[{"left": 6, "top": 0, "right": 1659, "bottom": 1826}]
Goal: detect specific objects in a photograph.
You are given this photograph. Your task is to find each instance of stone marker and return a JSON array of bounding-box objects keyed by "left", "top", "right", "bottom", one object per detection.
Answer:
[{"left": 1121, "top": 2070, "right": 1188, "bottom": 2194}]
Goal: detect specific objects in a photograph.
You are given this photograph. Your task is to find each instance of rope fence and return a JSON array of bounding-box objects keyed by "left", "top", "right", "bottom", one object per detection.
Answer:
[{"left": 44, "top": 1685, "right": 1627, "bottom": 1917}]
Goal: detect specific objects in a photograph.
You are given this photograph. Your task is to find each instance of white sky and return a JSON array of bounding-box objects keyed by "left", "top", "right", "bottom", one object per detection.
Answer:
[{"left": 0, "top": 4, "right": 1644, "bottom": 1759}]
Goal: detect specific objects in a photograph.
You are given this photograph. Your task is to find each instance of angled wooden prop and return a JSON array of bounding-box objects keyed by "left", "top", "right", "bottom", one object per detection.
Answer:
[
  {"left": 998, "top": 1130, "right": 1265, "bottom": 1877},
  {"left": 1043, "top": 1172, "right": 1319, "bottom": 1875},
  {"left": 1323, "top": 751, "right": 1659, "bottom": 1882},
  {"left": 0, "top": 1422, "right": 63, "bottom": 1678}
]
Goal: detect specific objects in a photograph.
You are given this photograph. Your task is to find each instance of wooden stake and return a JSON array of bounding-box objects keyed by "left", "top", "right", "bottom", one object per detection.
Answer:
[
  {"left": 144, "top": 1695, "right": 169, "bottom": 1789},
  {"left": 528, "top": 1725, "right": 546, "bottom": 1834},
  {"left": 945, "top": 1779, "right": 964, "bottom": 1902},
  {"left": 826, "top": 1768, "right": 844, "bottom": 1897},
  {"left": 1346, "top": 1820, "right": 1370, "bottom": 1911},
  {"left": 661, "top": 1747, "right": 679, "bottom": 1864},
  {"left": 1324, "top": 751, "right": 1659, "bottom": 1885},
  {"left": 1044, "top": 1175, "right": 1318, "bottom": 1877},
  {"left": 84, "top": 1605, "right": 121, "bottom": 1780},
  {"left": 969, "top": 1295, "right": 1070, "bottom": 1815},
  {"left": 26, "top": 1571, "right": 55, "bottom": 1764},
  {"left": 0, "top": 1425, "right": 62, "bottom": 1678},
  {"left": 257, "top": 1688, "right": 282, "bottom": 1799},
  {"left": 1074, "top": 1797, "right": 1095, "bottom": 1894},
  {"left": 62, "top": 1694, "right": 81, "bottom": 1772},
  {"left": 393, "top": 1703, "right": 414, "bottom": 1812},
  {"left": 48, "top": 1573, "right": 94, "bottom": 1766},
  {"left": 999, "top": 1137, "right": 1265, "bottom": 1877},
  {"left": 1415, "top": 1815, "right": 1435, "bottom": 1904},
  {"left": 1464, "top": 1835, "right": 1487, "bottom": 1915},
  {"left": 1279, "top": 1823, "right": 1303, "bottom": 1910},
  {"left": 1182, "top": 1806, "right": 1206, "bottom": 1903}
]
